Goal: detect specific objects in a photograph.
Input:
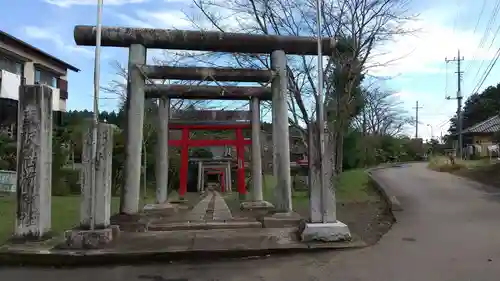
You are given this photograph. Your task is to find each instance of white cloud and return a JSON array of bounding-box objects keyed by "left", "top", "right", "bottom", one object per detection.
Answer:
[
  {"left": 44, "top": 0, "right": 149, "bottom": 7},
  {"left": 115, "top": 13, "right": 154, "bottom": 28},
  {"left": 136, "top": 10, "right": 192, "bottom": 29},
  {"left": 22, "top": 26, "right": 94, "bottom": 57},
  {"left": 368, "top": 10, "right": 497, "bottom": 77},
  {"left": 116, "top": 2, "right": 252, "bottom": 32},
  {"left": 391, "top": 91, "right": 412, "bottom": 98},
  {"left": 116, "top": 9, "right": 196, "bottom": 29}
]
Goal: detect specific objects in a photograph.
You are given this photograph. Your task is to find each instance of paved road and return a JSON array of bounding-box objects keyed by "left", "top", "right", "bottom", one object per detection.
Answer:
[{"left": 3, "top": 163, "right": 500, "bottom": 281}]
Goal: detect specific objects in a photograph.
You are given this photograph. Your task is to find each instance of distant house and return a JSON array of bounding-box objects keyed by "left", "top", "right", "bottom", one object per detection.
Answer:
[
  {"left": 461, "top": 115, "right": 500, "bottom": 157},
  {"left": 0, "top": 30, "right": 79, "bottom": 130},
  {"left": 462, "top": 115, "right": 500, "bottom": 144}
]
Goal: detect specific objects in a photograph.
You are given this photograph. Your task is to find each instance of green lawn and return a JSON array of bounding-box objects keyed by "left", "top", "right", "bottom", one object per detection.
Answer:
[
  {"left": 336, "top": 169, "right": 379, "bottom": 203},
  {"left": 0, "top": 194, "right": 155, "bottom": 244},
  {"left": 1, "top": 170, "right": 375, "bottom": 243},
  {"left": 261, "top": 168, "right": 377, "bottom": 209}
]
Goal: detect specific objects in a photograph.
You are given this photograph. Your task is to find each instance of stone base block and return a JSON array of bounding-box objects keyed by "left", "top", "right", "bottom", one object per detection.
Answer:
[
  {"left": 63, "top": 225, "right": 119, "bottom": 249},
  {"left": 260, "top": 212, "right": 302, "bottom": 228},
  {"left": 143, "top": 203, "right": 176, "bottom": 210},
  {"left": 299, "top": 221, "right": 351, "bottom": 242},
  {"left": 143, "top": 203, "right": 178, "bottom": 217},
  {"left": 240, "top": 200, "right": 274, "bottom": 210}
]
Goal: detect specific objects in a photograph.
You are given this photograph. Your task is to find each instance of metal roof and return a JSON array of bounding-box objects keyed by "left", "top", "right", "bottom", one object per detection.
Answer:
[
  {"left": 462, "top": 115, "right": 500, "bottom": 134},
  {"left": 0, "top": 30, "right": 80, "bottom": 72}
]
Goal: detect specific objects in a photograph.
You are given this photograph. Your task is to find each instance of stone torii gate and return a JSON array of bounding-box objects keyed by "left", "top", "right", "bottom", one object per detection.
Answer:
[{"left": 73, "top": 25, "right": 350, "bottom": 241}]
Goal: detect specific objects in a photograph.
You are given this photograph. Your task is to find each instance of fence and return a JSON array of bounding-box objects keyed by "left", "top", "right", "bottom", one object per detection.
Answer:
[{"left": 0, "top": 170, "right": 16, "bottom": 193}]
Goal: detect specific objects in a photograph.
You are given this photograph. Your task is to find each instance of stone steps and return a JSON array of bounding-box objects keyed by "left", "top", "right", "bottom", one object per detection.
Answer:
[
  {"left": 146, "top": 191, "right": 258, "bottom": 231},
  {"left": 148, "top": 221, "right": 262, "bottom": 231}
]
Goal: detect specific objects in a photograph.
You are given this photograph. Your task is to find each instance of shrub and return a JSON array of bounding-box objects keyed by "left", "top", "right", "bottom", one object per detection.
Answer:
[
  {"left": 52, "top": 167, "right": 81, "bottom": 196},
  {"left": 52, "top": 177, "right": 71, "bottom": 196},
  {"left": 428, "top": 156, "right": 466, "bottom": 173},
  {"left": 62, "top": 168, "right": 81, "bottom": 194}
]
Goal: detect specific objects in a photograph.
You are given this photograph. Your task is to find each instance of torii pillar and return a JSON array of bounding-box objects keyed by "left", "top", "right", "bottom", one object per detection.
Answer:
[{"left": 240, "top": 97, "right": 274, "bottom": 210}]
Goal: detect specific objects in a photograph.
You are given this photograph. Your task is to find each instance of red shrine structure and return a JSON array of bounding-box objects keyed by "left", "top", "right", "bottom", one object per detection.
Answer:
[{"left": 168, "top": 110, "right": 252, "bottom": 197}]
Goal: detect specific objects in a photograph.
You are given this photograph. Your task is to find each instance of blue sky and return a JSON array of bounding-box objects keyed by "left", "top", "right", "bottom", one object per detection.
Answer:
[{"left": 1, "top": 0, "right": 499, "bottom": 140}]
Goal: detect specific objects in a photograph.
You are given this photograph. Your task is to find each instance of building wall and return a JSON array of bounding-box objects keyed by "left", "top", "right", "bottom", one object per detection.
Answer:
[
  {"left": 0, "top": 40, "right": 66, "bottom": 74},
  {"left": 0, "top": 40, "right": 68, "bottom": 111},
  {"left": 472, "top": 134, "right": 493, "bottom": 145},
  {"left": 471, "top": 134, "right": 495, "bottom": 157}
]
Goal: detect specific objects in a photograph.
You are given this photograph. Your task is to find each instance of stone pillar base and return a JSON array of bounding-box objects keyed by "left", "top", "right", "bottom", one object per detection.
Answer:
[
  {"left": 299, "top": 221, "right": 351, "bottom": 242},
  {"left": 260, "top": 212, "right": 302, "bottom": 228},
  {"left": 62, "top": 225, "right": 120, "bottom": 249},
  {"left": 240, "top": 200, "right": 274, "bottom": 211}
]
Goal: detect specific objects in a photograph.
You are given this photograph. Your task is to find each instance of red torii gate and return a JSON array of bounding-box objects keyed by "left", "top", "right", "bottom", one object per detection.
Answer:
[
  {"left": 205, "top": 168, "right": 226, "bottom": 192},
  {"left": 168, "top": 121, "right": 251, "bottom": 197}
]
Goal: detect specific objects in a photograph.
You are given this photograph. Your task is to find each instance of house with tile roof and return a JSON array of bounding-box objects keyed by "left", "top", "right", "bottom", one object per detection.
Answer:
[{"left": 461, "top": 115, "right": 500, "bottom": 157}]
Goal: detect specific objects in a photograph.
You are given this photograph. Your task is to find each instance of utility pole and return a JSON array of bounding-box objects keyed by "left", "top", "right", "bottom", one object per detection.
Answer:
[
  {"left": 445, "top": 49, "right": 464, "bottom": 158},
  {"left": 413, "top": 101, "right": 423, "bottom": 139}
]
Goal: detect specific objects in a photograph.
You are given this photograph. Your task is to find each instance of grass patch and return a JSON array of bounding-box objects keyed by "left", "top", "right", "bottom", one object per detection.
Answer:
[
  {"left": 261, "top": 169, "right": 377, "bottom": 212},
  {"left": 0, "top": 194, "right": 156, "bottom": 244},
  {"left": 336, "top": 169, "right": 379, "bottom": 203}
]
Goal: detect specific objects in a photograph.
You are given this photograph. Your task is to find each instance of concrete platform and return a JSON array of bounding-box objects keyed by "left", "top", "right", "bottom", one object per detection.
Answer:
[
  {"left": 0, "top": 227, "right": 365, "bottom": 266},
  {"left": 60, "top": 226, "right": 120, "bottom": 249},
  {"left": 260, "top": 212, "right": 302, "bottom": 228}
]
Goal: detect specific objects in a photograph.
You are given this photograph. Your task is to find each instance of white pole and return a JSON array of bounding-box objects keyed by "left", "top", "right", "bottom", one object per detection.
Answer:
[
  {"left": 315, "top": 0, "right": 326, "bottom": 223},
  {"left": 91, "top": 0, "right": 103, "bottom": 230}
]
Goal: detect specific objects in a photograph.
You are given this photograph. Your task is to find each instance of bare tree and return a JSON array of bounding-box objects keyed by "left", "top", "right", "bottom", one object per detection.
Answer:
[
  {"left": 188, "top": 0, "right": 415, "bottom": 180},
  {"left": 354, "top": 87, "right": 414, "bottom": 136}
]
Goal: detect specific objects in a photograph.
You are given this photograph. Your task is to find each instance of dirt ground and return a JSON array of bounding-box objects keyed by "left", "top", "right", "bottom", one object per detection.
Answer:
[
  {"left": 336, "top": 201, "right": 394, "bottom": 245},
  {"left": 453, "top": 163, "right": 500, "bottom": 189},
  {"left": 225, "top": 181, "right": 395, "bottom": 246},
  {"left": 291, "top": 184, "right": 394, "bottom": 246}
]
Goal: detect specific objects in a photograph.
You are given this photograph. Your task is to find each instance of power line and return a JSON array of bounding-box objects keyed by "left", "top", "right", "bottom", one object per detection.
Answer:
[
  {"left": 472, "top": 0, "right": 487, "bottom": 35},
  {"left": 465, "top": 0, "right": 500, "bottom": 73},
  {"left": 471, "top": 47, "right": 500, "bottom": 94},
  {"left": 466, "top": 0, "right": 500, "bottom": 81},
  {"left": 469, "top": 3, "right": 500, "bottom": 95}
]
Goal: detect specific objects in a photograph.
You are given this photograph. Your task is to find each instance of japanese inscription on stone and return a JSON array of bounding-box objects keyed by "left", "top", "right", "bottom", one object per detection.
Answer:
[{"left": 16, "top": 104, "right": 40, "bottom": 227}]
